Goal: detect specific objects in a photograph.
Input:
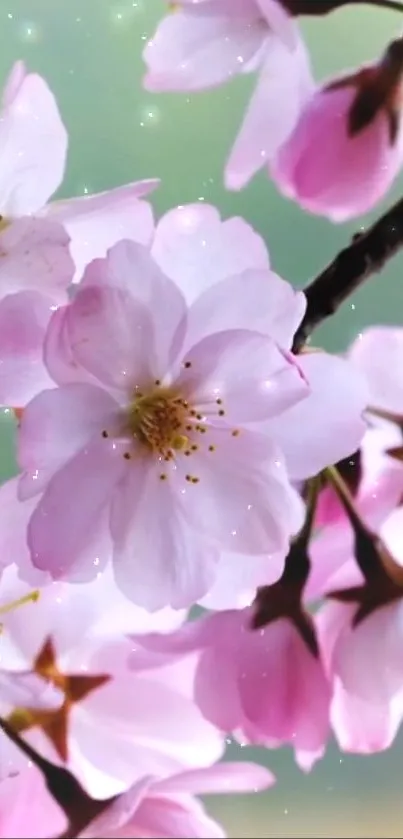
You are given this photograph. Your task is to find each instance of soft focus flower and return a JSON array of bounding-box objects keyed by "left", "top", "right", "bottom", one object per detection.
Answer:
[
  {"left": 81, "top": 762, "right": 274, "bottom": 839},
  {"left": 271, "top": 41, "right": 403, "bottom": 221},
  {"left": 0, "top": 567, "right": 221, "bottom": 795},
  {"left": 0, "top": 759, "right": 273, "bottom": 839},
  {"left": 131, "top": 607, "right": 331, "bottom": 771},
  {"left": 0, "top": 60, "right": 158, "bottom": 408},
  {"left": 143, "top": 1, "right": 314, "bottom": 190}
]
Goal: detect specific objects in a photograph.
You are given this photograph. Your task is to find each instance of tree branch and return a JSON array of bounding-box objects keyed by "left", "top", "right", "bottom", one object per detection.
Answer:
[{"left": 292, "top": 194, "right": 403, "bottom": 352}]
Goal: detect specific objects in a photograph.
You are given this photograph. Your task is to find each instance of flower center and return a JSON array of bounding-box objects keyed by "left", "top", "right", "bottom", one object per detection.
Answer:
[{"left": 127, "top": 386, "right": 190, "bottom": 456}]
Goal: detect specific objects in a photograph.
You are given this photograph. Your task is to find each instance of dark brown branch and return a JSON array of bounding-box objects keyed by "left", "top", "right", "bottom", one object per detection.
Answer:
[
  {"left": 293, "top": 194, "right": 403, "bottom": 352},
  {"left": 282, "top": 0, "right": 403, "bottom": 16}
]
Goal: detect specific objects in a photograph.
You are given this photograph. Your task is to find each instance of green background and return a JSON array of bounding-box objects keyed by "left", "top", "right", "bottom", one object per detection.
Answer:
[{"left": 1, "top": 1, "right": 403, "bottom": 835}]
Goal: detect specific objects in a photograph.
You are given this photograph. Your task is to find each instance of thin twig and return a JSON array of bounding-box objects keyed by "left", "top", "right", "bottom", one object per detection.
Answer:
[{"left": 293, "top": 195, "right": 403, "bottom": 351}]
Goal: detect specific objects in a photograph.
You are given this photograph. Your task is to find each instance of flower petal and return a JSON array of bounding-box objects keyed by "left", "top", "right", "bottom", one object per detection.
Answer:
[
  {"left": 111, "top": 461, "right": 219, "bottom": 610},
  {"left": 198, "top": 549, "right": 284, "bottom": 611},
  {"left": 80, "top": 240, "right": 187, "bottom": 376},
  {"left": 0, "top": 291, "right": 54, "bottom": 408},
  {"left": 156, "top": 761, "right": 275, "bottom": 795},
  {"left": 175, "top": 428, "right": 305, "bottom": 554},
  {"left": 18, "top": 383, "right": 121, "bottom": 499},
  {"left": 27, "top": 437, "right": 128, "bottom": 578},
  {"left": 44, "top": 305, "right": 97, "bottom": 387},
  {"left": 0, "top": 64, "right": 67, "bottom": 216},
  {"left": 143, "top": 2, "right": 266, "bottom": 91},
  {"left": 152, "top": 203, "right": 269, "bottom": 305},
  {"left": 225, "top": 33, "right": 314, "bottom": 190},
  {"left": 186, "top": 268, "right": 306, "bottom": 349},
  {"left": 47, "top": 180, "right": 158, "bottom": 282},
  {"left": 265, "top": 352, "right": 369, "bottom": 480},
  {"left": 65, "top": 284, "right": 155, "bottom": 393},
  {"left": 0, "top": 217, "right": 74, "bottom": 301},
  {"left": 177, "top": 329, "right": 308, "bottom": 422},
  {"left": 349, "top": 326, "right": 403, "bottom": 414}
]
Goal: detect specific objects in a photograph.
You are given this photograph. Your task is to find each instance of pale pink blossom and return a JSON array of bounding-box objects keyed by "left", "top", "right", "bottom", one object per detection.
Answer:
[
  {"left": 133, "top": 608, "right": 331, "bottom": 771},
  {"left": 0, "top": 760, "right": 273, "bottom": 839},
  {"left": 81, "top": 762, "right": 274, "bottom": 839},
  {"left": 270, "top": 61, "right": 403, "bottom": 222},
  {"left": 143, "top": 2, "right": 314, "bottom": 190},
  {"left": 317, "top": 589, "right": 403, "bottom": 754},
  {"left": 0, "top": 567, "right": 222, "bottom": 795},
  {"left": 0, "top": 61, "right": 157, "bottom": 408}
]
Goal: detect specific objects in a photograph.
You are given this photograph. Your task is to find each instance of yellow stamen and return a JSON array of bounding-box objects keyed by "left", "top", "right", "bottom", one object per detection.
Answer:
[{"left": 0, "top": 590, "right": 40, "bottom": 617}]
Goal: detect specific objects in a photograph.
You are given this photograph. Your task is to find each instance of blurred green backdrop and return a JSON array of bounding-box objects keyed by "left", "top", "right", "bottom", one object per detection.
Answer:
[{"left": 1, "top": 1, "right": 403, "bottom": 835}]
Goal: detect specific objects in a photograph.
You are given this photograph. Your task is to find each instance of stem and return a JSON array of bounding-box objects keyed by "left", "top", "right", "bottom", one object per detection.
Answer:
[
  {"left": 325, "top": 466, "right": 385, "bottom": 581},
  {"left": 283, "top": 0, "right": 403, "bottom": 15},
  {"left": 292, "top": 194, "right": 403, "bottom": 352}
]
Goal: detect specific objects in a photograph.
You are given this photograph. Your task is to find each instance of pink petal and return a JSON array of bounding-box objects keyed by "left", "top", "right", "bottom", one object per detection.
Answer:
[
  {"left": 271, "top": 85, "right": 403, "bottom": 222},
  {"left": 175, "top": 428, "right": 305, "bottom": 554},
  {"left": 0, "top": 669, "right": 63, "bottom": 710},
  {"left": 44, "top": 305, "right": 97, "bottom": 387},
  {"left": 0, "top": 291, "right": 54, "bottom": 408},
  {"left": 143, "top": 2, "right": 266, "bottom": 92},
  {"left": 0, "top": 66, "right": 67, "bottom": 216},
  {"left": 2, "top": 60, "right": 27, "bottom": 107},
  {"left": 0, "top": 767, "right": 67, "bottom": 838},
  {"left": 0, "top": 478, "right": 40, "bottom": 581},
  {"left": 122, "top": 794, "right": 225, "bottom": 839},
  {"left": 199, "top": 549, "right": 284, "bottom": 610},
  {"left": 157, "top": 761, "right": 275, "bottom": 795},
  {"left": 331, "top": 602, "right": 403, "bottom": 704},
  {"left": 0, "top": 217, "right": 74, "bottom": 301},
  {"left": 380, "top": 507, "right": 403, "bottom": 566},
  {"left": 47, "top": 180, "right": 158, "bottom": 282},
  {"left": 225, "top": 33, "right": 314, "bottom": 190},
  {"left": 256, "top": 0, "right": 296, "bottom": 47},
  {"left": 152, "top": 203, "right": 269, "bottom": 305},
  {"left": 111, "top": 461, "right": 219, "bottom": 610},
  {"left": 65, "top": 285, "right": 155, "bottom": 393},
  {"left": 239, "top": 619, "right": 330, "bottom": 766},
  {"left": 265, "top": 352, "right": 369, "bottom": 480},
  {"left": 186, "top": 267, "right": 306, "bottom": 349},
  {"left": 18, "top": 383, "right": 120, "bottom": 499},
  {"left": 80, "top": 240, "right": 187, "bottom": 375},
  {"left": 27, "top": 436, "right": 129, "bottom": 578},
  {"left": 177, "top": 329, "right": 308, "bottom": 422},
  {"left": 330, "top": 679, "right": 403, "bottom": 754},
  {"left": 349, "top": 326, "right": 403, "bottom": 414}
]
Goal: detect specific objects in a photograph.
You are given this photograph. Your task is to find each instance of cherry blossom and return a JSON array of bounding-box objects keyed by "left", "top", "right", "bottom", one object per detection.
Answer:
[
  {"left": 270, "top": 39, "right": 403, "bottom": 221},
  {"left": 143, "top": 1, "right": 314, "bottom": 190},
  {"left": 0, "top": 567, "right": 221, "bottom": 796},
  {"left": 0, "top": 61, "right": 158, "bottom": 408},
  {"left": 129, "top": 607, "right": 331, "bottom": 771}
]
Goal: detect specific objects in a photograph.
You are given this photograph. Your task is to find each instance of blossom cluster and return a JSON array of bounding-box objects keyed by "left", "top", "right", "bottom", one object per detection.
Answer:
[{"left": 1, "top": 1, "right": 403, "bottom": 836}]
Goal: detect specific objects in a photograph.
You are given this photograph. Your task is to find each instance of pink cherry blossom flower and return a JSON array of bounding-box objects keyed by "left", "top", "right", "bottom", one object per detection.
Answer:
[
  {"left": 0, "top": 61, "right": 158, "bottom": 408},
  {"left": 143, "top": 2, "right": 314, "bottom": 190},
  {"left": 17, "top": 241, "right": 310, "bottom": 609},
  {"left": 0, "top": 759, "right": 273, "bottom": 839},
  {"left": 81, "top": 762, "right": 274, "bottom": 839},
  {"left": 317, "top": 585, "right": 403, "bottom": 755},
  {"left": 15, "top": 204, "right": 369, "bottom": 609},
  {"left": 0, "top": 567, "right": 222, "bottom": 796},
  {"left": 270, "top": 44, "right": 403, "bottom": 222},
  {"left": 132, "top": 607, "right": 331, "bottom": 771}
]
